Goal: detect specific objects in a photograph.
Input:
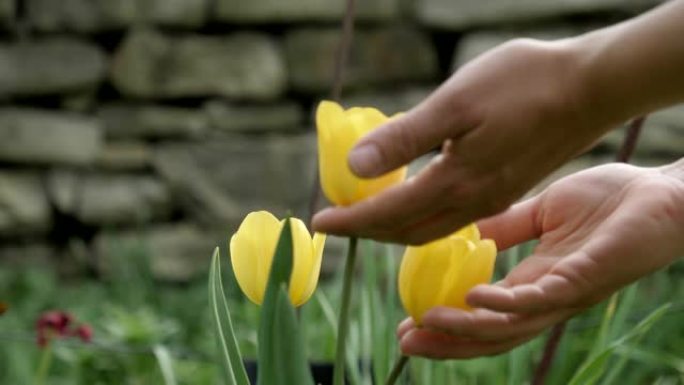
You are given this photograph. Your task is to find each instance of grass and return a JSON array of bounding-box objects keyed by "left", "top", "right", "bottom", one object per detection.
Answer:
[{"left": 0, "top": 240, "right": 682, "bottom": 384}]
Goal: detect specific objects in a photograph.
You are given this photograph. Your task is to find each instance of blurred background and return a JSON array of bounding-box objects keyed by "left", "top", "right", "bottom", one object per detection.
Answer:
[{"left": 0, "top": 0, "right": 682, "bottom": 384}]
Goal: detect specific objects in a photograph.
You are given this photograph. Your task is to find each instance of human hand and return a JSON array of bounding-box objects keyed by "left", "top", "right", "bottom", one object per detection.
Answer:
[
  {"left": 397, "top": 162, "right": 684, "bottom": 359},
  {"left": 313, "top": 37, "right": 622, "bottom": 244}
]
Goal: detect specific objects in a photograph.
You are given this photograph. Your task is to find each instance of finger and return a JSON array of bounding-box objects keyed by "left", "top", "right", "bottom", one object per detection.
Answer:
[
  {"left": 476, "top": 197, "right": 541, "bottom": 250},
  {"left": 421, "top": 306, "right": 571, "bottom": 341},
  {"left": 311, "top": 161, "right": 453, "bottom": 239},
  {"left": 397, "top": 317, "right": 415, "bottom": 339},
  {"left": 391, "top": 207, "right": 479, "bottom": 245},
  {"left": 467, "top": 272, "right": 580, "bottom": 313},
  {"left": 400, "top": 328, "right": 536, "bottom": 359},
  {"left": 348, "top": 97, "right": 479, "bottom": 178}
]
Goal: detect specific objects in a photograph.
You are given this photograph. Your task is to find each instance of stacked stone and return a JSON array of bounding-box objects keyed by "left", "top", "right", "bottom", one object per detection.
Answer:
[{"left": 0, "top": 0, "right": 681, "bottom": 281}]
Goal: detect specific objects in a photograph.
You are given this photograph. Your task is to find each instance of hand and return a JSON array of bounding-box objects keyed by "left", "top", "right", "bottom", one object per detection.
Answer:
[
  {"left": 313, "top": 37, "right": 618, "bottom": 244},
  {"left": 312, "top": 0, "right": 684, "bottom": 245},
  {"left": 397, "top": 162, "right": 684, "bottom": 359}
]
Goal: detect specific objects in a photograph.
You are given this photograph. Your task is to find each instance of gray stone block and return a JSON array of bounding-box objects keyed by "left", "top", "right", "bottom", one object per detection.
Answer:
[
  {"left": 47, "top": 171, "right": 173, "bottom": 226},
  {"left": 95, "top": 142, "right": 153, "bottom": 170},
  {"left": 0, "top": 0, "right": 14, "bottom": 27},
  {"left": 27, "top": 0, "right": 208, "bottom": 32},
  {"left": 111, "top": 29, "right": 286, "bottom": 100},
  {"left": 0, "top": 109, "right": 102, "bottom": 165},
  {"left": 204, "top": 101, "right": 304, "bottom": 133},
  {"left": 99, "top": 104, "right": 208, "bottom": 139},
  {"left": 416, "top": 0, "right": 661, "bottom": 30},
  {"left": 94, "top": 224, "right": 216, "bottom": 282},
  {"left": 0, "top": 172, "right": 51, "bottom": 237},
  {"left": 0, "top": 38, "right": 106, "bottom": 97},
  {"left": 286, "top": 27, "right": 438, "bottom": 93},
  {"left": 601, "top": 105, "right": 684, "bottom": 161},
  {"left": 153, "top": 134, "right": 316, "bottom": 227},
  {"left": 215, "top": 0, "right": 399, "bottom": 22}
]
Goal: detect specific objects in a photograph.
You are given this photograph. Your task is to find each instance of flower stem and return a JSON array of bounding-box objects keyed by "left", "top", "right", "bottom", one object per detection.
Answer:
[
  {"left": 385, "top": 355, "right": 409, "bottom": 385},
  {"left": 34, "top": 343, "right": 53, "bottom": 385},
  {"left": 333, "top": 236, "right": 358, "bottom": 385}
]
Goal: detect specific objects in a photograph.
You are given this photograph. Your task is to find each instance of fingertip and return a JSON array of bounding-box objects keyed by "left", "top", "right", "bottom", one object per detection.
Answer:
[
  {"left": 466, "top": 284, "right": 510, "bottom": 308},
  {"left": 348, "top": 142, "right": 383, "bottom": 178},
  {"left": 399, "top": 329, "right": 418, "bottom": 355},
  {"left": 476, "top": 198, "right": 541, "bottom": 250},
  {"left": 311, "top": 207, "right": 350, "bottom": 234},
  {"left": 310, "top": 208, "right": 333, "bottom": 230},
  {"left": 397, "top": 317, "right": 415, "bottom": 339}
]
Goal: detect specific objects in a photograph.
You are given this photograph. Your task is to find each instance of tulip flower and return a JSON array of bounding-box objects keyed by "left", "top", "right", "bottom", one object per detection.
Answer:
[
  {"left": 398, "top": 224, "right": 497, "bottom": 325},
  {"left": 316, "top": 100, "right": 407, "bottom": 206},
  {"left": 230, "top": 211, "right": 326, "bottom": 306}
]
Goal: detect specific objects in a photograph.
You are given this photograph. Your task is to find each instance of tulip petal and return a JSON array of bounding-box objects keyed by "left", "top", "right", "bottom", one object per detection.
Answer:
[
  {"left": 399, "top": 239, "right": 459, "bottom": 325},
  {"left": 346, "top": 107, "right": 387, "bottom": 136},
  {"left": 288, "top": 218, "right": 315, "bottom": 306},
  {"left": 453, "top": 223, "right": 481, "bottom": 242},
  {"left": 345, "top": 107, "right": 407, "bottom": 201},
  {"left": 357, "top": 165, "right": 408, "bottom": 201},
  {"left": 316, "top": 101, "right": 361, "bottom": 205},
  {"left": 471, "top": 239, "right": 497, "bottom": 284},
  {"left": 297, "top": 232, "right": 326, "bottom": 306},
  {"left": 230, "top": 232, "right": 261, "bottom": 304},
  {"left": 230, "top": 211, "right": 282, "bottom": 305},
  {"left": 444, "top": 239, "right": 497, "bottom": 310}
]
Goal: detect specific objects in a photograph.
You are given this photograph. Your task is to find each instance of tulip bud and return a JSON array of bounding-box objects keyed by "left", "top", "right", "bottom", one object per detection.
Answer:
[
  {"left": 398, "top": 224, "right": 497, "bottom": 324},
  {"left": 230, "top": 211, "right": 326, "bottom": 306},
  {"left": 316, "top": 100, "right": 407, "bottom": 206}
]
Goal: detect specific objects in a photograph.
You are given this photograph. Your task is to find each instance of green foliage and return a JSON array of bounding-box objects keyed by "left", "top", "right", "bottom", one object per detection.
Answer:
[
  {"left": 569, "top": 303, "right": 672, "bottom": 385},
  {"left": 209, "top": 247, "right": 250, "bottom": 385},
  {"left": 0, "top": 242, "right": 682, "bottom": 385}
]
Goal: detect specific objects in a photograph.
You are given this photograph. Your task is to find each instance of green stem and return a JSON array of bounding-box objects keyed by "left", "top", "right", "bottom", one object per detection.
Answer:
[
  {"left": 34, "top": 343, "right": 53, "bottom": 385},
  {"left": 333, "top": 236, "right": 358, "bottom": 385},
  {"left": 385, "top": 355, "right": 409, "bottom": 385}
]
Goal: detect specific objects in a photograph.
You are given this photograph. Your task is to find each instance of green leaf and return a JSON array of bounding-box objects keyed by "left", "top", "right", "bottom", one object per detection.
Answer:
[
  {"left": 599, "top": 284, "right": 640, "bottom": 385},
  {"left": 153, "top": 345, "right": 178, "bottom": 385},
  {"left": 568, "top": 303, "right": 672, "bottom": 385},
  {"left": 209, "top": 247, "right": 250, "bottom": 385},
  {"left": 257, "top": 219, "right": 315, "bottom": 385},
  {"left": 614, "top": 345, "right": 684, "bottom": 373}
]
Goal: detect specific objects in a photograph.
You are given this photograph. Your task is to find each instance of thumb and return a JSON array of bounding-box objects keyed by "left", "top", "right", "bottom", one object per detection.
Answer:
[{"left": 347, "top": 100, "right": 475, "bottom": 178}]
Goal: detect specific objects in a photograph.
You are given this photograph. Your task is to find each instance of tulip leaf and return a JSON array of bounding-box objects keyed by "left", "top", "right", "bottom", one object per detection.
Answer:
[
  {"left": 257, "top": 219, "right": 315, "bottom": 385},
  {"left": 209, "top": 247, "right": 250, "bottom": 385},
  {"left": 568, "top": 303, "right": 671, "bottom": 385}
]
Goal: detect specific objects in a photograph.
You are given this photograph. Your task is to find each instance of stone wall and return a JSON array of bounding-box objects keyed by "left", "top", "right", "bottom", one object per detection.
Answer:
[{"left": 0, "top": 0, "right": 681, "bottom": 281}]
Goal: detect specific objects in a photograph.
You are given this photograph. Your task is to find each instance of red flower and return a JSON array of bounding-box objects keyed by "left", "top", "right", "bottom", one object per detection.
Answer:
[
  {"left": 73, "top": 325, "right": 93, "bottom": 343},
  {"left": 35, "top": 311, "right": 93, "bottom": 348}
]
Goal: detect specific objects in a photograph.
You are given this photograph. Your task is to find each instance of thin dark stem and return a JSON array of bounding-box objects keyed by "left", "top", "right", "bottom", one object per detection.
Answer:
[
  {"left": 330, "top": 0, "right": 356, "bottom": 102},
  {"left": 333, "top": 236, "right": 359, "bottom": 385},
  {"left": 616, "top": 116, "right": 646, "bottom": 163},
  {"left": 531, "top": 115, "right": 646, "bottom": 385},
  {"left": 532, "top": 322, "right": 566, "bottom": 385},
  {"left": 385, "top": 355, "right": 409, "bottom": 385},
  {"left": 307, "top": 0, "right": 356, "bottom": 227}
]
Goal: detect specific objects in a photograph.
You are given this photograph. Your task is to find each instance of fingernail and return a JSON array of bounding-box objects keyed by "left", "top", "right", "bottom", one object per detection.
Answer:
[{"left": 348, "top": 144, "right": 381, "bottom": 176}]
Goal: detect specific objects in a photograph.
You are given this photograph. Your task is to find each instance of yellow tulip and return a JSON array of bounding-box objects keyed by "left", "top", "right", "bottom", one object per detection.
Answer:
[
  {"left": 230, "top": 211, "right": 326, "bottom": 306},
  {"left": 315, "top": 100, "right": 407, "bottom": 206},
  {"left": 398, "top": 224, "right": 497, "bottom": 325}
]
